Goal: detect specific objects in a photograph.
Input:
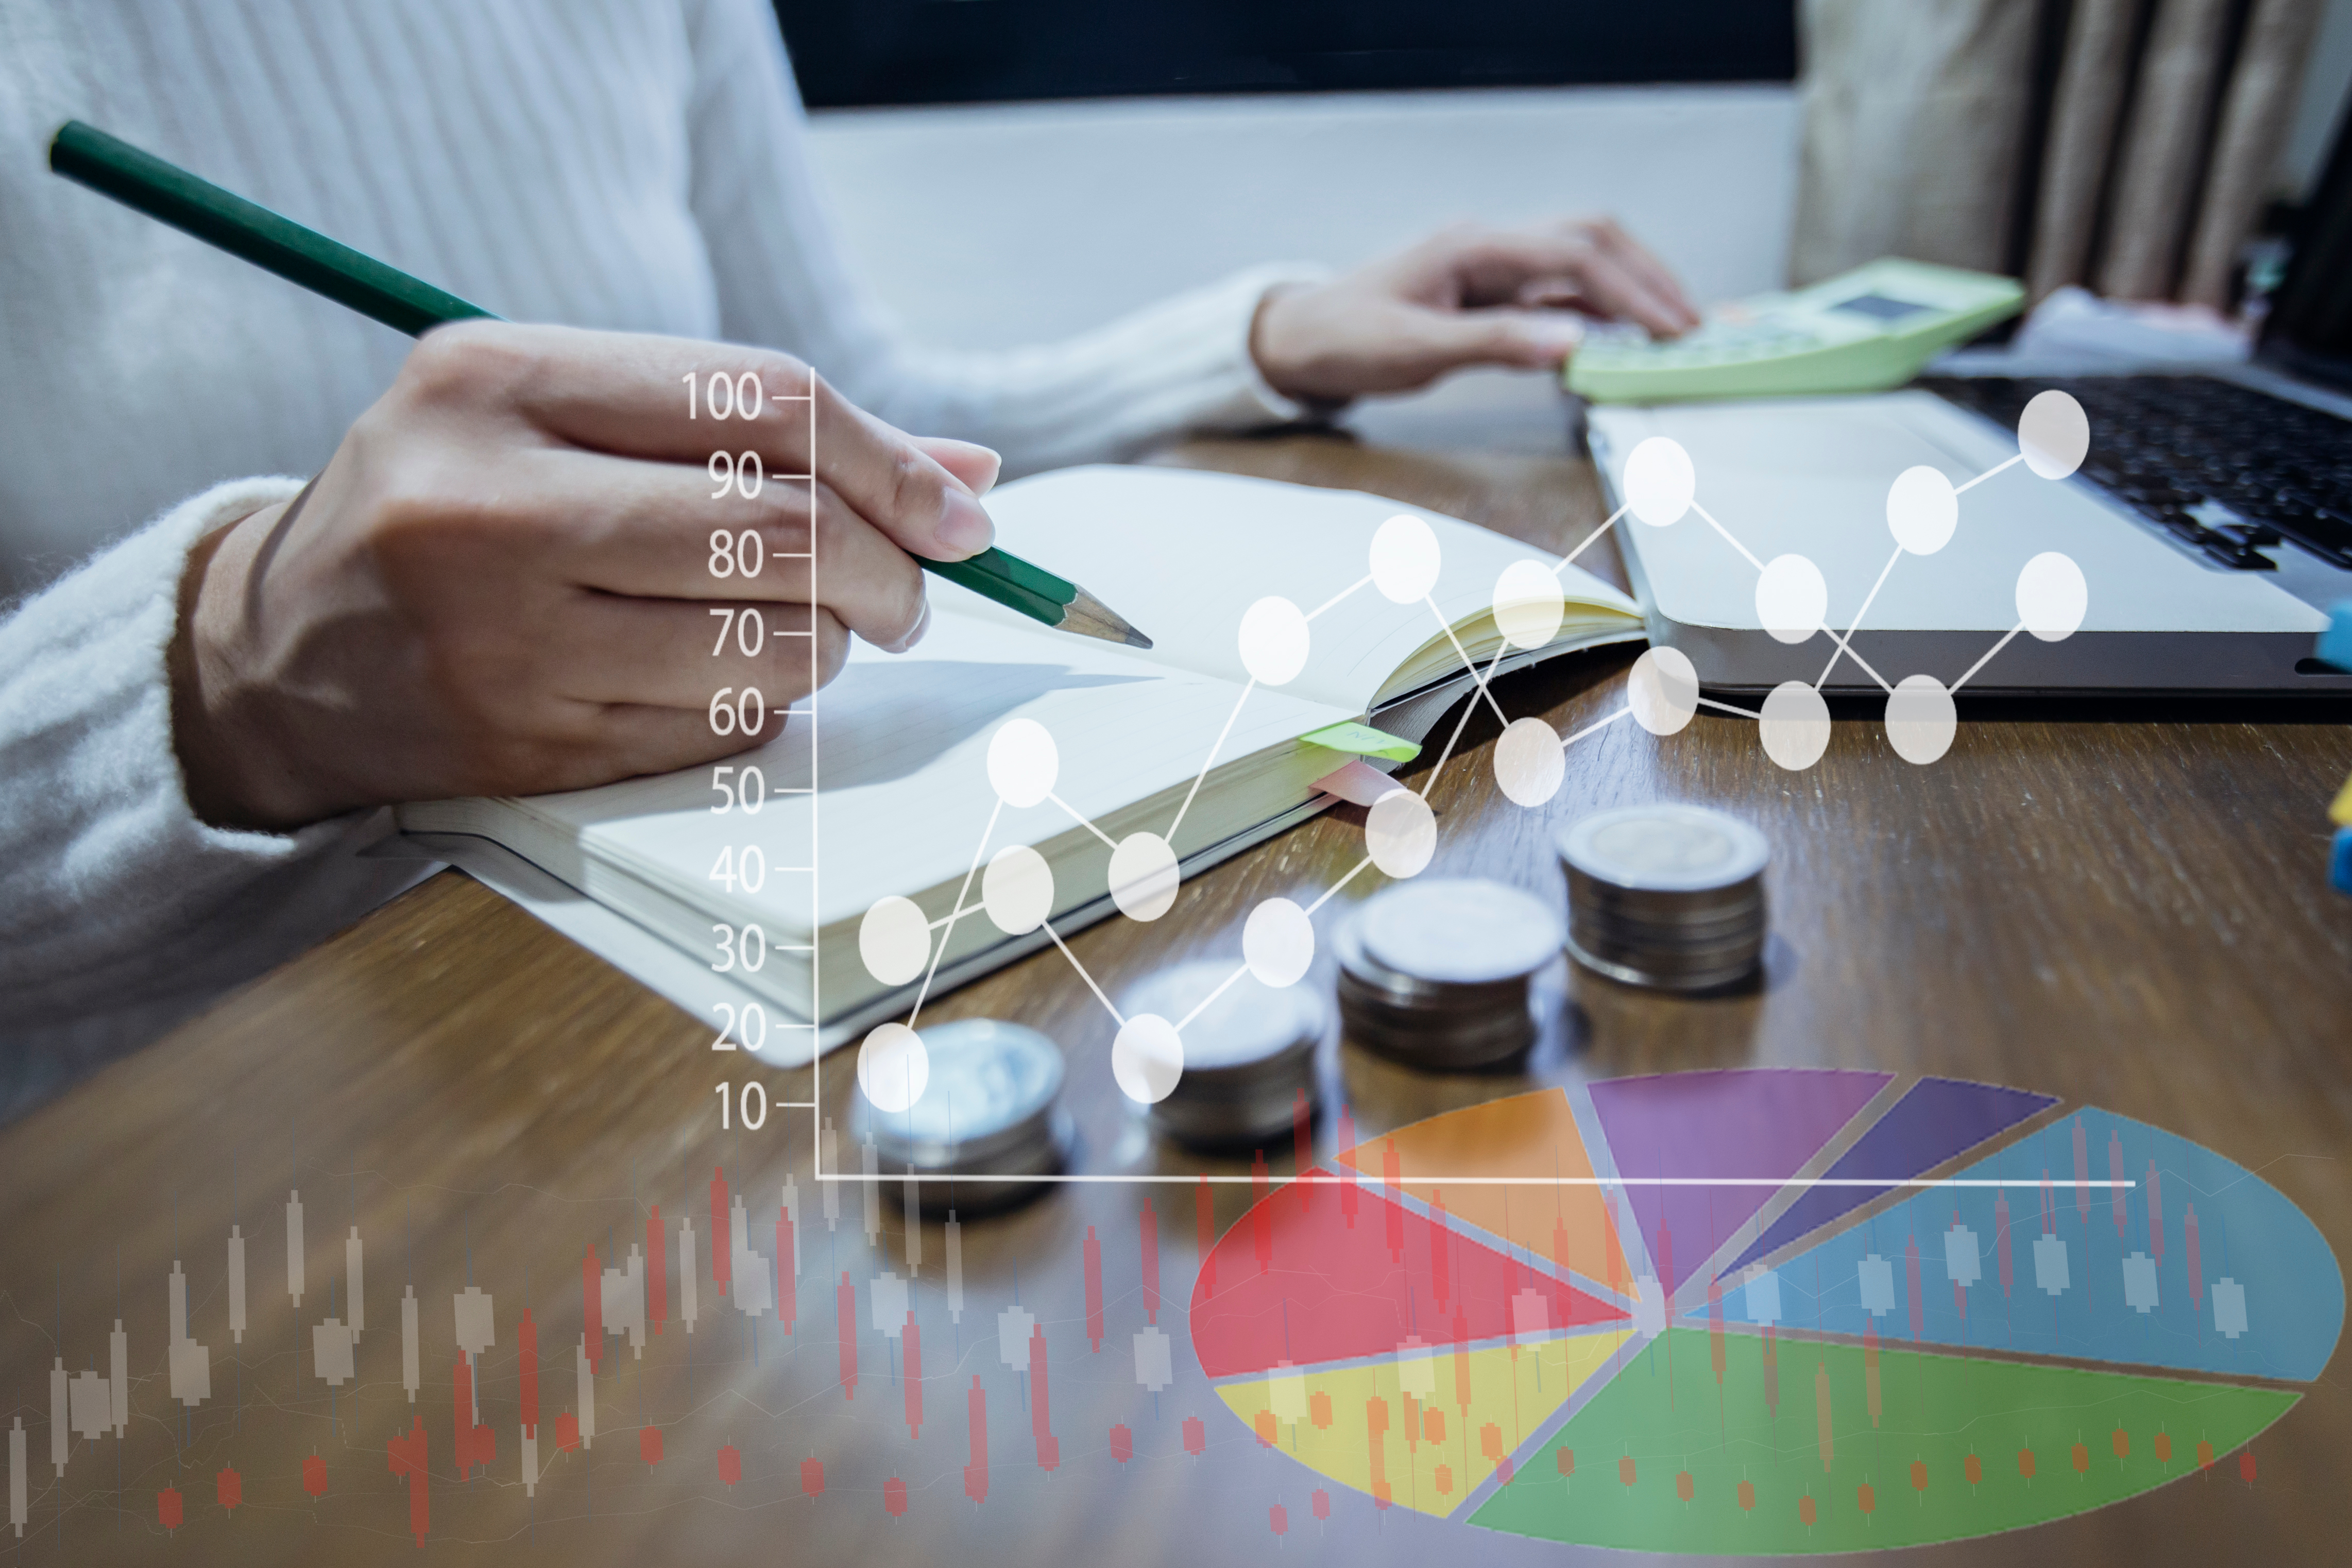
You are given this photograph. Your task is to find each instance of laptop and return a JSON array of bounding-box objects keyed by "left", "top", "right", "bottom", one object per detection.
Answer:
[{"left": 1584, "top": 115, "right": 2352, "bottom": 697}]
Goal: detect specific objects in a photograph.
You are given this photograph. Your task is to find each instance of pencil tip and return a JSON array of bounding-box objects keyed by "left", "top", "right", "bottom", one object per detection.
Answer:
[{"left": 1061, "top": 585, "right": 1153, "bottom": 651}]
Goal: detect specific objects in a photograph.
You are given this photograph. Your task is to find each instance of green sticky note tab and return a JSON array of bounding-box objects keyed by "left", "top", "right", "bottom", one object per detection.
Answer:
[{"left": 1301, "top": 721, "right": 1420, "bottom": 763}]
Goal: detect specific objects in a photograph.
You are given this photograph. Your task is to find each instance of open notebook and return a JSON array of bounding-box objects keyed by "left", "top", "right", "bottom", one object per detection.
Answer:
[{"left": 396, "top": 466, "right": 1642, "bottom": 1059}]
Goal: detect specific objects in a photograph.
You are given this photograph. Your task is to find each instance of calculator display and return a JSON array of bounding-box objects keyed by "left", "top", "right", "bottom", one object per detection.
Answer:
[{"left": 1829, "top": 292, "right": 1933, "bottom": 322}]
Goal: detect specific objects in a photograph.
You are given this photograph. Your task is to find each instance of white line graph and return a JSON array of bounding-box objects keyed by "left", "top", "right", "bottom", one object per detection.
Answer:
[{"left": 829, "top": 390, "right": 2100, "bottom": 1182}]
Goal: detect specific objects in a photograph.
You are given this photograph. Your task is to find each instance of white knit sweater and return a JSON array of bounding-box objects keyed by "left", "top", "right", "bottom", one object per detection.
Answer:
[{"left": 0, "top": 0, "right": 1319, "bottom": 1120}]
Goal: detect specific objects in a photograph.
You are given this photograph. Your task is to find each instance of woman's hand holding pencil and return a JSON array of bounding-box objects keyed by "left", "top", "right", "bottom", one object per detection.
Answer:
[{"left": 169, "top": 321, "right": 1000, "bottom": 829}]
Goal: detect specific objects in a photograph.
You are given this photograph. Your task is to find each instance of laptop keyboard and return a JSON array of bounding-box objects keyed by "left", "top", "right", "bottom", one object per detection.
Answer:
[{"left": 1920, "top": 374, "right": 2352, "bottom": 571}]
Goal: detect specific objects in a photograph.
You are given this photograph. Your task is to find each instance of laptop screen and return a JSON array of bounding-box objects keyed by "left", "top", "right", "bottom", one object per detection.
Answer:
[{"left": 2261, "top": 104, "right": 2352, "bottom": 391}]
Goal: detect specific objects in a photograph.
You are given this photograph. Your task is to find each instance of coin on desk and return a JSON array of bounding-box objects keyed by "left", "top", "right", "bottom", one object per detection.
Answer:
[
  {"left": 1555, "top": 803, "right": 1769, "bottom": 991},
  {"left": 849, "top": 1018, "right": 1071, "bottom": 1214},
  {"left": 1335, "top": 878, "right": 1563, "bottom": 1068},
  {"left": 1121, "top": 959, "right": 1325, "bottom": 1149}
]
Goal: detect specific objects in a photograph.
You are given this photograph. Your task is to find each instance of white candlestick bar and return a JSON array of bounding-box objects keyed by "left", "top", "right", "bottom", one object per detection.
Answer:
[
  {"left": 780, "top": 1178, "right": 802, "bottom": 1277},
  {"left": 285, "top": 1192, "right": 303, "bottom": 1307},
  {"left": 8, "top": 1416, "right": 25, "bottom": 1536},
  {"left": 574, "top": 1337, "right": 596, "bottom": 1448},
  {"left": 47, "top": 1361, "right": 65, "bottom": 1476},
  {"left": 227, "top": 1228, "right": 246, "bottom": 1343},
  {"left": 946, "top": 1217, "right": 964, "bottom": 1323},
  {"left": 821, "top": 1122, "right": 841, "bottom": 1229},
  {"left": 166, "top": 1262, "right": 210, "bottom": 1408},
  {"left": 345, "top": 1229, "right": 365, "bottom": 1338},
  {"left": 400, "top": 1286, "right": 420, "bottom": 1402},
  {"left": 905, "top": 1178, "right": 921, "bottom": 1269},
  {"left": 108, "top": 1321, "right": 127, "bottom": 1437}
]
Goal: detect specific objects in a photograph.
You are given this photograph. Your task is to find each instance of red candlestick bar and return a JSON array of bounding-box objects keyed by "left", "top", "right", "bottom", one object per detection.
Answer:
[
  {"left": 1140, "top": 1200, "right": 1160, "bottom": 1325},
  {"left": 836, "top": 1273, "right": 857, "bottom": 1400},
  {"left": 1383, "top": 1141, "right": 1404, "bottom": 1260},
  {"left": 387, "top": 1415, "right": 429, "bottom": 1546},
  {"left": 964, "top": 1377, "right": 990, "bottom": 1503},
  {"left": 1429, "top": 1190, "right": 1451, "bottom": 1309},
  {"left": 1083, "top": 1226, "right": 1105, "bottom": 1352},
  {"left": 1029, "top": 1324, "right": 1059, "bottom": 1472},
  {"left": 1338, "top": 1108, "right": 1359, "bottom": 1230},
  {"left": 904, "top": 1313, "right": 923, "bottom": 1439},
  {"left": 1196, "top": 1178, "right": 1216, "bottom": 1301},
  {"left": 453, "top": 1358, "right": 474, "bottom": 1474},
  {"left": 1251, "top": 1151, "right": 1272, "bottom": 1275},
  {"left": 1293, "top": 1089, "right": 1313, "bottom": 1212},
  {"left": 710, "top": 1168, "right": 731, "bottom": 1290}
]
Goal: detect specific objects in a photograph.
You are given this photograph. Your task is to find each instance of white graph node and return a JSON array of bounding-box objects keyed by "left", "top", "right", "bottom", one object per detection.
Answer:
[
  {"left": 1112, "top": 1014, "right": 1185, "bottom": 1103},
  {"left": 2020, "top": 389, "right": 2090, "bottom": 479},
  {"left": 2017, "top": 552, "right": 2088, "bottom": 640},
  {"left": 985, "top": 718, "right": 1058, "bottom": 807},
  {"left": 1365, "top": 788, "right": 1438, "bottom": 878},
  {"left": 1238, "top": 595, "right": 1310, "bottom": 686},
  {"left": 1884, "top": 673, "right": 1957, "bottom": 764},
  {"left": 858, "top": 895, "right": 930, "bottom": 985},
  {"left": 1755, "top": 553, "right": 1828, "bottom": 645},
  {"left": 1370, "top": 514, "right": 1442, "bottom": 602},
  {"left": 1494, "top": 716, "right": 1567, "bottom": 807},
  {"left": 1627, "top": 645, "right": 1700, "bottom": 736},
  {"left": 982, "top": 844, "right": 1053, "bottom": 935},
  {"left": 1109, "top": 832, "right": 1181, "bottom": 921},
  {"left": 1623, "top": 436, "right": 1695, "bottom": 527},
  {"left": 1242, "top": 897, "right": 1315, "bottom": 988},
  {"left": 857, "top": 1022, "right": 928, "bottom": 1113},
  {"left": 1759, "top": 680, "right": 1832, "bottom": 771},
  {"left": 1492, "top": 559, "right": 1567, "bottom": 650},
  {"left": 1886, "top": 465, "right": 1959, "bottom": 555}
]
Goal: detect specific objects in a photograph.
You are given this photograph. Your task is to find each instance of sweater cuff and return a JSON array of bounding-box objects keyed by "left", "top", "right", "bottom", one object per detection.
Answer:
[
  {"left": 0, "top": 475, "right": 372, "bottom": 1007},
  {"left": 1188, "top": 262, "right": 1343, "bottom": 431}
]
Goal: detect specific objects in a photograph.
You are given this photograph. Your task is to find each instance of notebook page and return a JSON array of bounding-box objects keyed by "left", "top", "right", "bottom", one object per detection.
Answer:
[
  {"left": 497, "top": 609, "right": 1351, "bottom": 940},
  {"left": 949, "top": 466, "right": 1639, "bottom": 715}
]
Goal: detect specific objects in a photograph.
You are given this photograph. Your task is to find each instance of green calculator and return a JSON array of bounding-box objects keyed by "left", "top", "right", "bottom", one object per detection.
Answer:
[{"left": 1565, "top": 258, "right": 2025, "bottom": 404}]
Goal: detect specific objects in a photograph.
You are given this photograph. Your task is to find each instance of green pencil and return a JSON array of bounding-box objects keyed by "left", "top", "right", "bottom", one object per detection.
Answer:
[{"left": 48, "top": 120, "right": 1150, "bottom": 651}]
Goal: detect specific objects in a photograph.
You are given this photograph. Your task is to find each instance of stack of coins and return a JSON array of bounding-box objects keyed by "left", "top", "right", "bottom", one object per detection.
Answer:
[
  {"left": 1555, "top": 804, "right": 1769, "bottom": 992},
  {"left": 1335, "top": 878, "right": 1563, "bottom": 1068},
  {"left": 1121, "top": 960, "right": 1325, "bottom": 1149},
  {"left": 850, "top": 1018, "right": 1071, "bottom": 1214}
]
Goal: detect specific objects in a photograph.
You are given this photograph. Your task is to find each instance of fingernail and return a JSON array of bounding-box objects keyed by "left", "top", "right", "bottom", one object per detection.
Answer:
[
  {"left": 1526, "top": 317, "right": 1586, "bottom": 354},
  {"left": 934, "top": 438, "right": 1003, "bottom": 495},
  {"left": 939, "top": 489, "right": 994, "bottom": 555}
]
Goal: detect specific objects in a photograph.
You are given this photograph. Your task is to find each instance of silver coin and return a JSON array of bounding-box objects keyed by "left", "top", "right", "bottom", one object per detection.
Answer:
[
  {"left": 853, "top": 1018, "right": 1066, "bottom": 1180},
  {"left": 1121, "top": 960, "right": 1324, "bottom": 1077},
  {"left": 1356, "top": 879, "right": 1563, "bottom": 985},
  {"left": 1123, "top": 961, "right": 1324, "bottom": 1148},
  {"left": 1335, "top": 937, "right": 1527, "bottom": 1013},
  {"left": 1556, "top": 804, "right": 1769, "bottom": 992},
  {"left": 1557, "top": 804, "right": 1768, "bottom": 892}
]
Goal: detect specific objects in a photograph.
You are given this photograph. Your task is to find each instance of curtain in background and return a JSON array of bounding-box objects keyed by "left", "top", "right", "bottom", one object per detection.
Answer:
[{"left": 1791, "top": 0, "right": 2329, "bottom": 306}]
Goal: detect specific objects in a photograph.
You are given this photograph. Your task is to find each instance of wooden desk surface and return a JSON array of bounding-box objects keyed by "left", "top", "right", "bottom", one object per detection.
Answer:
[{"left": 5, "top": 424, "right": 2349, "bottom": 1566}]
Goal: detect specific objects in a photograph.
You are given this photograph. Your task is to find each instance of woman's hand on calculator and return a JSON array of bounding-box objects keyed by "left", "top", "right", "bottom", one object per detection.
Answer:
[{"left": 1249, "top": 217, "right": 1700, "bottom": 402}]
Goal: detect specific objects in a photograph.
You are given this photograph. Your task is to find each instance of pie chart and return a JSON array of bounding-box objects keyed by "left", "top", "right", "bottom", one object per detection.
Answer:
[{"left": 1189, "top": 1070, "right": 2342, "bottom": 1554}]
